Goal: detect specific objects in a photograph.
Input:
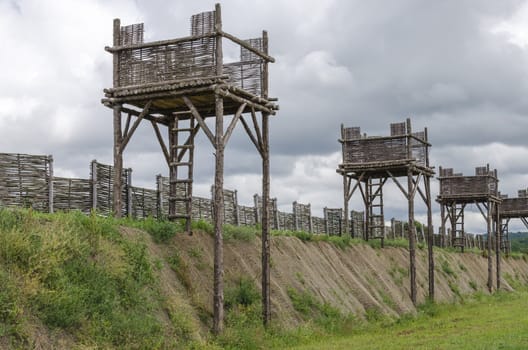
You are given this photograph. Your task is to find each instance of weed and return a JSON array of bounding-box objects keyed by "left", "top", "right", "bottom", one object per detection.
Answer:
[
  {"left": 223, "top": 224, "right": 257, "bottom": 241},
  {"left": 225, "top": 277, "right": 260, "bottom": 309},
  {"left": 441, "top": 260, "right": 457, "bottom": 278},
  {"left": 469, "top": 280, "right": 478, "bottom": 291},
  {"left": 167, "top": 251, "right": 193, "bottom": 292},
  {"left": 192, "top": 220, "right": 214, "bottom": 235}
]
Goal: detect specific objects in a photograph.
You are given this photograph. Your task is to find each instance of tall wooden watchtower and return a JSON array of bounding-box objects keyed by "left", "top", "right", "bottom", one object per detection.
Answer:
[
  {"left": 102, "top": 4, "right": 278, "bottom": 332},
  {"left": 437, "top": 165, "right": 501, "bottom": 291},
  {"left": 337, "top": 118, "right": 435, "bottom": 304}
]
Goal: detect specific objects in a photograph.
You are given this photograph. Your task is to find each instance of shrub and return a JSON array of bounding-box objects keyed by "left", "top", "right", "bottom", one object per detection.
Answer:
[{"left": 225, "top": 277, "right": 260, "bottom": 309}]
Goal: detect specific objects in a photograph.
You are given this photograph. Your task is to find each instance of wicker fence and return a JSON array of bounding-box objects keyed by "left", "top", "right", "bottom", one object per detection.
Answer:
[{"left": 0, "top": 153, "right": 468, "bottom": 245}]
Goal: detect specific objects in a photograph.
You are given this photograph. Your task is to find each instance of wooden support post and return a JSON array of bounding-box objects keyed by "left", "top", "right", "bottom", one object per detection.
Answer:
[
  {"left": 113, "top": 104, "right": 123, "bottom": 218},
  {"left": 343, "top": 175, "right": 350, "bottom": 236},
  {"left": 495, "top": 202, "right": 501, "bottom": 290},
  {"left": 48, "top": 155, "right": 54, "bottom": 213},
  {"left": 406, "top": 119, "right": 417, "bottom": 305},
  {"left": 261, "top": 31, "right": 271, "bottom": 327},
  {"left": 212, "top": 3, "right": 224, "bottom": 335},
  {"left": 408, "top": 169, "right": 417, "bottom": 305},
  {"left": 487, "top": 199, "right": 493, "bottom": 292},
  {"left": 112, "top": 18, "right": 123, "bottom": 218},
  {"left": 91, "top": 160, "right": 98, "bottom": 211},
  {"left": 425, "top": 175, "right": 435, "bottom": 301}
]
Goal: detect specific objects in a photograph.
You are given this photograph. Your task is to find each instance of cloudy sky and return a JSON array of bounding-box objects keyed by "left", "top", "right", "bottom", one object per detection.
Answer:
[{"left": 2, "top": 0, "right": 528, "bottom": 232}]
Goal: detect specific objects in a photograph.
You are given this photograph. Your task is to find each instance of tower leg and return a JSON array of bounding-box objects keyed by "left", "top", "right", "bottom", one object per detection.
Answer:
[{"left": 113, "top": 104, "right": 123, "bottom": 218}]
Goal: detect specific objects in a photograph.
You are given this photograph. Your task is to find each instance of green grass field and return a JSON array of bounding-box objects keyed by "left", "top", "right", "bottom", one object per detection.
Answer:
[{"left": 287, "top": 290, "right": 528, "bottom": 350}]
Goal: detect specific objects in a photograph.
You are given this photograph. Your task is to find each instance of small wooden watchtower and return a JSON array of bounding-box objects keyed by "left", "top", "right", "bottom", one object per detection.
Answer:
[
  {"left": 337, "top": 118, "right": 435, "bottom": 304},
  {"left": 102, "top": 4, "right": 278, "bottom": 332},
  {"left": 499, "top": 189, "right": 528, "bottom": 254},
  {"left": 437, "top": 165, "right": 501, "bottom": 291}
]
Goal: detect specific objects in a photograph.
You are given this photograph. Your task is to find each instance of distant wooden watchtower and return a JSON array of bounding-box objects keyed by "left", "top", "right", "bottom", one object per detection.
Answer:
[
  {"left": 437, "top": 165, "right": 501, "bottom": 291},
  {"left": 337, "top": 118, "right": 435, "bottom": 304},
  {"left": 102, "top": 4, "right": 278, "bottom": 332},
  {"left": 499, "top": 188, "right": 528, "bottom": 254}
]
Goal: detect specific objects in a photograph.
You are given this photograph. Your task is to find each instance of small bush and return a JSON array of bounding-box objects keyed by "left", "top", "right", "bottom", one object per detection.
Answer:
[
  {"left": 192, "top": 219, "right": 214, "bottom": 234},
  {"left": 225, "top": 277, "right": 260, "bottom": 309},
  {"left": 223, "top": 224, "right": 257, "bottom": 241},
  {"left": 441, "top": 260, "right": 457, "bottom": 278},
  {"left": 469, "top": 280, "right": 478, "bottom": 291}
]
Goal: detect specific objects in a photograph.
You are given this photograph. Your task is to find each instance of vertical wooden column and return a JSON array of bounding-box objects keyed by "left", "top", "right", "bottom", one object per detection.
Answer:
[
  {"left": 261, "top": 30, "right": 271, "bottom": 327},
  {"left": 425, "top": 128, "right": 434, "bottom": 301},
  {"left": 168, "top": 118, "right": 177, "bottom": 220},
  {"left": 495, "top": 202, "right": 501, "bottom": 290},
  {"left": 343, "top": 175, "right": 350, "bottom": 236},
  {"left": 406, "top": 119, "right": 417, "bottom": 305},
  {"left": 48, "top": 155, "right": 54, "bottom": 213},
  {"left": 486, "top": 199, "right": 493, "bottom": 292},
  {"left": 212, "top": 3, "right": 224, "bottom": 335},
  {"left": 425, "top": 175, "right": 434, "bottom": 300},
  {"left": 112, "top": 18, "right": 123, "bottom": 218}
]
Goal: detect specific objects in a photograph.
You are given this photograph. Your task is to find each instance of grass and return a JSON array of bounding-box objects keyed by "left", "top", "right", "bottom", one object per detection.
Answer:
[
  {"left": 0, "top": 208, "right": 199, "bottom": 349},
  {"left": 285, "top": 289, "right": 528, "bottom": 350}
]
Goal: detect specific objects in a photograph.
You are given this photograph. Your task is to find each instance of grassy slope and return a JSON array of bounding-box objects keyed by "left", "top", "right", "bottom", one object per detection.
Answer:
[
  {"left": 0, "top": 209, "right": 202, "bottom": 349},
  {"left": 1, "top": 208, "right": 527, "bottom": 349},
  {"left": 287, "top": 290, "right": 528, "bottom": 350}
]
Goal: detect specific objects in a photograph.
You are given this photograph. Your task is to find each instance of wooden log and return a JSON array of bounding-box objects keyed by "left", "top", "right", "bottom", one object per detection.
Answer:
[
  {"left": 113, "top": 104, "right": 123, "bottom": 218},
  {"left": 151, "top": 120, "right": 170, "bottom": 166},
  {"left": 487, "top": 199, "right": 493, "bottom": 292},
  {"left": 239, "top": 116, "right": 263, "bottom": 156},
  {"left": 261, "top": 29, "right": 271, "bottom": 327},
  {"left": 223, "top": 102, "right": 247, "bottom": 147},
  {"left": 182, "top": 96, "right": 216, "bottom": 148},
  {"left": 218, "top": 29, "right": 275, "bottom": 63},
  {"left": 212, "top": 3, "right": 224, "bottom": 335},
  {"left": 105, "top": 32, "right": 216, "bottom": 52},
  {"left": 495, "top": 202, "right": 501, "bottom": 290},
  {"left": 120, "top": 100, "right": 152, "bottom": 153},
  {"left": 425, "top": 175, "right": 435, "bottom": 301}
]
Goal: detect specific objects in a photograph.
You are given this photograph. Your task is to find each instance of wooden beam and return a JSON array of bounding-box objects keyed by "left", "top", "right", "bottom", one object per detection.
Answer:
[
  {"left": 219, "top": 30, "right": 275, "bottom": 63},
  {"left": 120, "top": 100, "right": 152, "bottom": 153},
  {"left": 240, "top": 116, "right": 263, "bottom": 156},
  {"left": 387, "top": 170, "right": 408, "bottom": 199},
  {"left": 223, "top": 103, "right": 247, "bottom": 147},
  {"left": 475, "top": 202, "right": 488, "bottom": 222},
  {"left": 347, "top": 173, "right": 365, "bottom": 201},
  {"left": 105, "top": 32, "right": 216, "bottom": 53},
  {"left": 212, "top": 3, "right": 224, "bottom": 336},
  {"left": 182, "top": 96, "right": 216, "bottom": 148},
  {"left": 251, "top": 107, "right": 264, "bottom": 151},
  {"left": 119, "top": 106, "right": 169, "bottom": 125},
  {"left": 216, "top": 88, "right": 276, "bottom": 115},
  {"left": 123, "top": 113, "right": 132, "bottom": 140},
  {"left": 177, "top": 124, "right": 201, "bottom": 162},
  {"left": 150, "top": 120, "right": 170, "bottom": 166}
]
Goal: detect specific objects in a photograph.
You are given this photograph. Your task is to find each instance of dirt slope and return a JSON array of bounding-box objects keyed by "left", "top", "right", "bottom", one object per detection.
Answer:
[{"left": 157, "top": 230, "right": 528, "bottom": 327}]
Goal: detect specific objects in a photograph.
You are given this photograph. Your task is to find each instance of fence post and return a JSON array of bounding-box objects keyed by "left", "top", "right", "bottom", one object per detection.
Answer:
[
  {"left": 308, "top": 203, "right": 313, "bottom": 233},
  {"left": 91, "top": 160, "right": 98, "bottom": 212},
  {"left": 253, "top": 194, "right": 260, "bottom": 224},
  {"left": 126, "top": 168, "right": 132, "bottom": 217},
  {"left": 234, "top": 190, "right": 240, "bottom": 226},
  {"left": 48, "top": 155, "right": 54, "bottom": 213}
]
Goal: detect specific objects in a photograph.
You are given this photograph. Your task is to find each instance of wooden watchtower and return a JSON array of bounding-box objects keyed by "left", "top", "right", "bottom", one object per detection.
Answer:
[
  {"left": 102, "top": 4, "right": 278, "bottom": 332},
  {"left": 437, "top": 165, "right": 501, "bottom": 291},
  {"left": 337, "top": 118, "right": 435, "bottom": 304},
  {"left": 499, "top": 189, "right": 528, "bottom": 254}
]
